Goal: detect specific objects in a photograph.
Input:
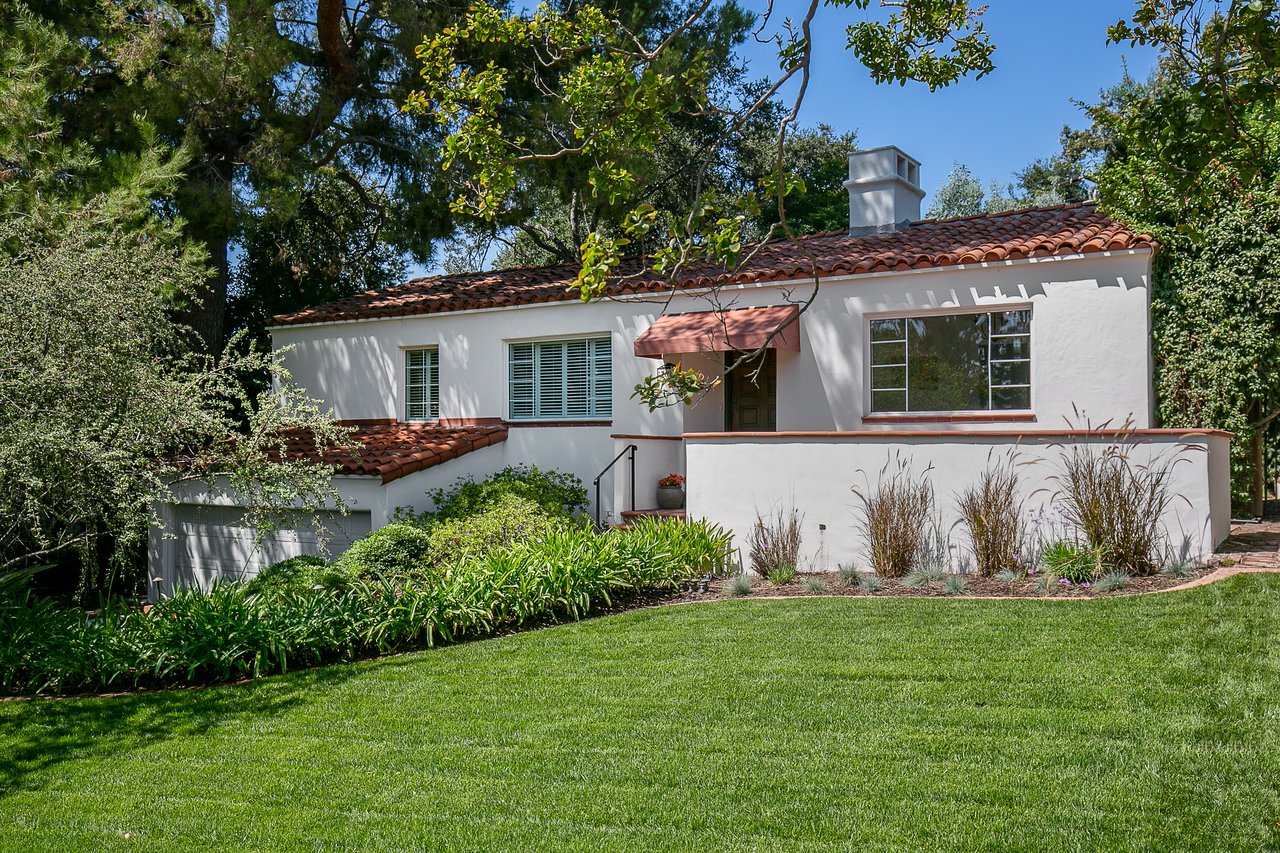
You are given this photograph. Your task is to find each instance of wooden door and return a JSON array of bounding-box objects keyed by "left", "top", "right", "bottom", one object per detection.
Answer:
[{"left": 725, "top": 350, "right": 777, "bottom": 431}]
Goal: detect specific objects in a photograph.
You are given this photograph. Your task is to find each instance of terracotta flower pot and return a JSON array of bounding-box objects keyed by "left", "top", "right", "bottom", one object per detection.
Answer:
[{"left": 656, "top": 485, "right": 685, "bottom": 510}]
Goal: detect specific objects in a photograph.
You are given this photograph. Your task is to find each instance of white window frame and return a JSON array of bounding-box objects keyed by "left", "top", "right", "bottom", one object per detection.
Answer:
[
  {"left": 507, "top": 336, "right": 612, "bottom": 421},
  {"left": 403, "top": 347, "right": 439, "bottom": 422},
  {"left": 865, "top": 305, "right": 1032, "bottom": 415}
]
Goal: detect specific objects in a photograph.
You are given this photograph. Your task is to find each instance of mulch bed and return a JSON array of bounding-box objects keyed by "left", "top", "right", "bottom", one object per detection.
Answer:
[{"left": 666, "top": 562, "right": 1226, "bottom": 603}]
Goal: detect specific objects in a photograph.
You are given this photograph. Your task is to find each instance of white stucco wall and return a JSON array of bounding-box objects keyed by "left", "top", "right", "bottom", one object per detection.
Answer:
[
  {"left": 685, "top": 431, "right": 1231, "bottom": 574},
  {"left": 272, "top": 250, "right": 1156, "bottom": 440}
]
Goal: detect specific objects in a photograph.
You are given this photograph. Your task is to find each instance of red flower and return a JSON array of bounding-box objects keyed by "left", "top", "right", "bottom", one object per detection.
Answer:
[{"left": 658, "top": 473, "right": 685, "bottom": 488}]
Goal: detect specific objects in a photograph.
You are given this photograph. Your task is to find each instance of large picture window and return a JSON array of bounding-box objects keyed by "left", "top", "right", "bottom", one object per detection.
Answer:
[
  {"left": 405, "top": 348, "right": 440, "bottom": 421},
  {"left": 869, "top": 309, "right": 1030, "bottom": 412},
  {"left": 509, "top": 337, "right": 612, "bottom": 420}
]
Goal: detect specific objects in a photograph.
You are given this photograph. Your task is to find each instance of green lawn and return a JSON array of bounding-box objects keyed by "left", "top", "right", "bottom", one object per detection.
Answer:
[{"left": 2, "top": 575, "right": 1279, "bottom": 851}]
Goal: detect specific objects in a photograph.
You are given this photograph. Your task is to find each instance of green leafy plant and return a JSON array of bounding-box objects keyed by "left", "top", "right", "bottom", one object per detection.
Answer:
[
  {"left": 426, "top": 494, "right": 567, "bottom": 568},
  {"left": 803, "top": 578, "right": 830, "bottom": 595},
  {"left": 245, "top": 556, "right": 358, "bottom": 597},
  {"left": 332, "top": 524, "right": 435, "bottom": 581},
  {"left": 957, "top": 455, "right": 1025, "bottom": 577},
  {"left": 1038, "top": 542, "right": 1104, "bottom": 584},
  {"left": 854, "top": 456, "right": 935, "bottom": 578},
  {"left": 749, "top": 505, "right": 803, "bottom": 581},
  {"left": 766, "top": 564, "right": 797, "bottom": 586},
  {"left": 425, "top": 465, "right": 588, "bottom": 520}
]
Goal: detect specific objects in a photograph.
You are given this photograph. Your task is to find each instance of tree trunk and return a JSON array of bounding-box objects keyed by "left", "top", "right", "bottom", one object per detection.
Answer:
[{"left": 179, "top": 156, "right": 237, "bottom": 353}]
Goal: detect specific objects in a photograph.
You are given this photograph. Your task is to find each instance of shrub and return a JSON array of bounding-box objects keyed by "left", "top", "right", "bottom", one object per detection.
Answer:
[
  {"left": 766, "top": 564, "right": 797, "bottom": 585},
  {"left": 1096, "top": 570, "right": 1131, "bottom": 592},
  {"left": 726, "top": 574, "right": 753, "bottom": 597},
  {"left": 245, "top": 555, "right": 358, "bottom": 597},
  {"left": 427, "top": 494, "right": 566, "bottom": 567},
  {"left": 1039, "top": 541, "right": 1103, "bottom": 583},
  {"left": 856, "top": 574, "right": 884, "bottom": 593},
  {"left": 1163, "top": 562, "right": 1194, "bottom": 579},
  {"left": 1052, "top": 429, "right": 1182, "bottom": 575},
  {"left": 332, "top": 523, "right": 434, "bottom": 580},
  {"left": 803, "top": 578, "right": 829, "bottom": 595},
  {"left": 427, "top": 465, "right": 588, "bottom": 520},
  {"left": 749, "top": 505, "right": 802, "bottom": 579},
  {"left": 854, "top": 456, "right": 934, "bottom": 578},
  {"left": 0, "top": 518, "right": 734, "bottom": 695},
  {"left": 943, "top": 575, "right": 967, "bottom": 595},
  {"left": 995, "top": 568, "right": 1021, "bottom": 591},
  {"left": 957, "top": 455, "right": 1025, "bottom": 576}
]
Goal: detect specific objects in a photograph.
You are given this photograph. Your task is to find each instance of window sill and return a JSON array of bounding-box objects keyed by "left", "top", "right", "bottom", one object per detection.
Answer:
[
  {"left": 504, "top": 419, "right": 613, "bottom": 428},
  {"left": 862, "top": 412, "right": 1037, "bottom": 425}
]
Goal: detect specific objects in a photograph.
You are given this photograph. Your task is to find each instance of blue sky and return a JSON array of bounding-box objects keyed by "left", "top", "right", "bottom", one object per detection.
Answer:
[
  {"left": 416, "top": 2, "right": 1156, "bottom": 274},
  {"left": 735, "top": 0, "right": 1156, "bottom": 208}
]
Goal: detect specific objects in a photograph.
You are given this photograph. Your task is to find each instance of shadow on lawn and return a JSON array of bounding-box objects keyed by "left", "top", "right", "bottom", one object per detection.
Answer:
[{"left": 0, "top": 663, "right": 369, "bottom": 800}]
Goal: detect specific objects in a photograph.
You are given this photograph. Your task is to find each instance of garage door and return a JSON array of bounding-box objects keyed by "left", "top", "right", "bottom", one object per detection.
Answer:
[{"left": 165, "top": 505, "right": 372, "bottom": 590}]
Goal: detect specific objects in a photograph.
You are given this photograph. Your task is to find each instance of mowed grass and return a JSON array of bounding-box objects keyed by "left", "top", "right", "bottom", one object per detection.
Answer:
[{"left": 2, "top": 575, "right": 1280, "bottom": 851}]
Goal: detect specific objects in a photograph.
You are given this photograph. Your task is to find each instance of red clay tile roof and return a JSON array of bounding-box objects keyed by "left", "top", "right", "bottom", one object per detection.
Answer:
[
  {"left": 270, "top": 203, "right": 1154, "bottom": 328},
  {"left": 282, "top": 422, "right": 508, "bottom": 484}
]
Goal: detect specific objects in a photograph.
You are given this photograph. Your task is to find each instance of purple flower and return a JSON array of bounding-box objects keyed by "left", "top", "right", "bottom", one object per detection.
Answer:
[
  {"left": 1082, "top": 581, "right": 1091, "bottom": 588},
  {"left": 1027, "top": 567, "right": 1036, "bottom": 575},
  {"left": 1060, "top": 578, "right": 1071, "bottom": 586}
]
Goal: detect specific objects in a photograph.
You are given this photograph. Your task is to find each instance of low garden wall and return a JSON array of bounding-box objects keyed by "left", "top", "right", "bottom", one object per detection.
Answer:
[{"left": 684, "top": 429, "right": 1232, "bottom": 573}]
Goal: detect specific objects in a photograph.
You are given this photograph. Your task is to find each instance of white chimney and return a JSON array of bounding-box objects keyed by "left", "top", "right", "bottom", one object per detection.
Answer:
[{"left": 843, "top": 146, "right": 924, "bottom": 234}]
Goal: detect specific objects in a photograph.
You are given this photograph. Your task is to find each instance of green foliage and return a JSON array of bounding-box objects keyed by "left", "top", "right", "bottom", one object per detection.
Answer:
[
  {"left": 727, "top": 574, "right": 754, "bottom": 597},
  {"left": 942, "top": 575, "right": 967, "bottom": 596},
  {"left": 1163, "top": 563, "right": 1195, "bottom": 579},
  {"left": 1039, "top": 542, "right": 1103, "bottom": 584},
  {"left": 766, "top": 564, "right": 797, "bottom": 586},
  {"left": 332, "top": 524, "right": 435, "bottom": 582},
  {"left": 838, "top": 0, "right": 995, "bottom": 92},
  {"left": 245, "top": 556, "right": 357, "bottom": 598},
  {"left": 0, "top": 213, "right": 349, "bottom": 596},
  {"left": 426, "top": 465, "right": 588, "bottom": 521},
  {"left": 0, "top": 518, "right": 734, "bottom": 695},
  {"left": 427, "top": 494, "right": 567, "bottom": 568},
  {"left": 927, "top": 163, "right": 986, "bottom": 219},
  {"left": 903, "top": 567, "right": 946, "bottom": 589}
]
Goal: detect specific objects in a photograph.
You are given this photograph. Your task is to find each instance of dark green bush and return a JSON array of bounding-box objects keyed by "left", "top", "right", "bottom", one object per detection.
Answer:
[
  {"left": 245, "top": 555, "right": 357, "bottom": 597},
  {"left": 427, "top": 465, "right": 588, "bottom": 519},
  {"left": 332, "top": 523, "right": 434, "bottom": 580},
  {"left": 1039, "top": 541, "right": 1104, "bottom": 583},
  {"left": 0, "top": 519, "right": 734, "bottom": 695}
]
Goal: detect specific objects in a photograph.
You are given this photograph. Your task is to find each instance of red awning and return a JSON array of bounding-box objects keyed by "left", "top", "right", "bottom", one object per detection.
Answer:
[{"left": 633, "top": 305, "right": 801, "bottom": 359}]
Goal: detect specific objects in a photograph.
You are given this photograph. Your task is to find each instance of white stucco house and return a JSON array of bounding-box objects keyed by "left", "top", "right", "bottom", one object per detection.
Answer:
[{"left": 150, "top": 146, "right": 1231, "bottom": 592}]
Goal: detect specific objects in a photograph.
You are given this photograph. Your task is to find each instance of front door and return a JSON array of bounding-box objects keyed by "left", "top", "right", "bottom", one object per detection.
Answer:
[{"left": 725, "top": 350, "right": 777, "bottom": 431}]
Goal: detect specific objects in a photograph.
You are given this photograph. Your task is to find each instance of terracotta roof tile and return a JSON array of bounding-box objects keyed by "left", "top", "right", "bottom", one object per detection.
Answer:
[
  {"left": 282, "top": 422, "right": 508, "bottom": 484},
  {"left": 270, "top": 203, "right": 1154, "bottom": 327}
]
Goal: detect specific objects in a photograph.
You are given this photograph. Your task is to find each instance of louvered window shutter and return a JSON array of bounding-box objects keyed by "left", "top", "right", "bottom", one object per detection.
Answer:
[
  {"left": 405, "top": 349, "right": 439, "bottom": 421},
  {"left": 508, "top": 338, "right": 611, "bottom": 420}
]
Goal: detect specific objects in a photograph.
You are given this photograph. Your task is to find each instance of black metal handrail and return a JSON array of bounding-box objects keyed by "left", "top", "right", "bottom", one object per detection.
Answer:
[{"left": 592, "top": 444, "right": 636, "bottom": 527}]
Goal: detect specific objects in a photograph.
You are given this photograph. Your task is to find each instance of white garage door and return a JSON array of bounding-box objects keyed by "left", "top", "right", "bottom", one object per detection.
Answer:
[{"left": 165, "top": 506, "right": 372, "bottom": 590}]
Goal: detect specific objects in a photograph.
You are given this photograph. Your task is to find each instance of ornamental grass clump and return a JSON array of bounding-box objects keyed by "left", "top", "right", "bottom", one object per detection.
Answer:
[
  {"left": 1051, "top": 424, "right": 1183, "bottom": 575},
  {"left": 957, "top": 454, "right": 1025, "bottom": 577},
  {"left": 749, "top": 505, "right": 802, "bottom": 581},
  {"left": 854, "top": 456, "right": 935, "bottom": 578}
]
